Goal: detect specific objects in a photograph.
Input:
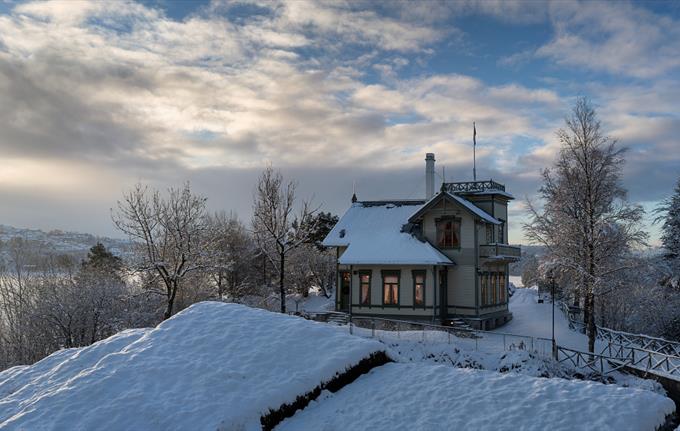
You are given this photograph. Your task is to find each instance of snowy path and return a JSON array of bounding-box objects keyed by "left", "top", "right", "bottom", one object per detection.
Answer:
[
  {"left": 498, "top": 285, "right": 605, "bottom": 352},
  {"left": 277, "top": 362, "right": 675, "bottom": 431}
]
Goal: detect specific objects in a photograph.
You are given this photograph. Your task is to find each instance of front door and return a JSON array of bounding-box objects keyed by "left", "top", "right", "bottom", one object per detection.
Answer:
[{"left": 339, "top": 271, "right": 351, "bottom": 312}]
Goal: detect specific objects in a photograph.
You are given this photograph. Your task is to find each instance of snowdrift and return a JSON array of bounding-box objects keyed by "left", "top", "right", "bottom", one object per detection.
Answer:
[
  {"left": 278, "top": 362, "right": 676, "bottom": 431},
  {"left": 0, "top": 302, "right": 384, "bottom": 430}
]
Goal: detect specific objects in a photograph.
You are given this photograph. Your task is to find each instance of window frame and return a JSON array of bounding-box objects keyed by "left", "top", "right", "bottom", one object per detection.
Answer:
[
  {"left": 435, "top": 216, "right": 462, "bottom": 249},
  {"left": 381, "top": 270, "right": 401, "bottom": 307},
  {"left": 359, "top": 270, "right": 372, "bottom": 306},
  {"left": 412, "top": 270, "right": 426, "bottom": 309}
]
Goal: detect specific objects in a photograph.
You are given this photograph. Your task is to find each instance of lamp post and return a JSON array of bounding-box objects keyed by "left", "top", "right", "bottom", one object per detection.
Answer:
[{"left": 549, "top": 270, "right": 557, "bottom": 360}]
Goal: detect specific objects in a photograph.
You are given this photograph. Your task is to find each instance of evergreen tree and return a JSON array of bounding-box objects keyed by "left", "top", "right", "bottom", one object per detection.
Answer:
[{"left": 656, "top": 177, "right": 680, "bottom": 260}]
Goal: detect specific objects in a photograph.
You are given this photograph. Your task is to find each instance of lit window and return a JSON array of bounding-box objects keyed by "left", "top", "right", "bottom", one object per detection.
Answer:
[
  {"left": 413, "top": 272, "right": 425, "bottom": 306},
  {"left": 383, "top": 273, "right": 399, "bottom": 305},
  {"left": 360, "top": 273, "right": 371, "bottom": 305},
  {"left": 436, "top": 218, "right": 461, "bottom": 249}
]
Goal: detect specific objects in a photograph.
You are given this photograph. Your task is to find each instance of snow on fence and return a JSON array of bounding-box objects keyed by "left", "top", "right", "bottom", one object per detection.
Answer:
[
  {"left": 558, "top": 301, "right": 680, "bottom": 379},
  {"left": 348, "top": 316, "right": 554, "bottom": 357}
]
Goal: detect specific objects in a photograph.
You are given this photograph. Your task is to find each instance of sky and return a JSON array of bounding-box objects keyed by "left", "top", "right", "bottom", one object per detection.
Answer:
[{"left": 0, "top": 0, "right": 678, "bottom": 245}]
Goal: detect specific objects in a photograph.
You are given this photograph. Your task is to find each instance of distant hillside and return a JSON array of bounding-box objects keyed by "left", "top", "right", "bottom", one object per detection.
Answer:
[{"left": 0, "top": 224, "right": 132, "bottom": 259}]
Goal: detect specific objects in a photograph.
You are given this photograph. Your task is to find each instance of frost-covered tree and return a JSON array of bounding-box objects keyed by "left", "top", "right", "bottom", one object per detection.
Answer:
[
  {"left": 524, "top": 97, "right": 647, "bottom": 352},
  {"left": 252, "top": 166, "right": 317, "bottom": 313},
  {"left": 206, "top": 212, "right": 257, "bottom": 301},
  {"left": 655, "top": 177, "right": 680, "bottom": 280},
  {"left": 113, "top": 182, "right": 210, "bottom": 320}
]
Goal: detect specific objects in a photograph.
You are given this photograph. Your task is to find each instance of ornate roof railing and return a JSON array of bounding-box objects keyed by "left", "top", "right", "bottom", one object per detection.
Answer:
[{"left": 442, "top": 180, "right": 505, "bottom": 193}]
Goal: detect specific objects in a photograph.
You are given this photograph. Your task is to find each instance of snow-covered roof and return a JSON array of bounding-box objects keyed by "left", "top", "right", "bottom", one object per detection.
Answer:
[
  {"left": 445, "top": 192, "right": 501, "bottom": 224},
  {"left": 323, "top": 201, "right": 453, "bottom": 265},
  {"left": 407, "top": 191, "right": 501, "bottom": 225}
]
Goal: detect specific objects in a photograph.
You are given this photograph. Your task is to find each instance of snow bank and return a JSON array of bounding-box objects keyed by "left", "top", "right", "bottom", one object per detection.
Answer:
[
  {"left": 277, "top": 363, "right": 676, "bottom": 431},
  {"left": 0, "top": 302, "right": 384, "bottom": 431}
]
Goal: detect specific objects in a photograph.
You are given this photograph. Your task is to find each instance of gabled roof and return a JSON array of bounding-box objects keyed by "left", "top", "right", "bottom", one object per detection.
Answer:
[
  {"left": 322, "top": 201, "right": 453, "bottom": 266},
  {"left": 408, "top": 191, "right": 501, "bottom": 225}
]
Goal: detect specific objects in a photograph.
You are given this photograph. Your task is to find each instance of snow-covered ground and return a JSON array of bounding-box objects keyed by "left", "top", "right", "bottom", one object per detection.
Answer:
[
  {"left": 277, "top": 362, "right": 675, "bottom": 431},
  {"left": 1, "top": 300, "right": 675, "bottom": 431},
  {"left": 0, "top": 302, "right": 383, "bottom": 430},
  {"left": 498, "top": 285, "right": 605, "bottom": 352}
]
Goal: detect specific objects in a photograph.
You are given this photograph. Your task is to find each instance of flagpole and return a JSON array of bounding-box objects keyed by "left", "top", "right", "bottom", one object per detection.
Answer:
[{"left": 473, "top": 122, "right": 477, "bottom": 182}]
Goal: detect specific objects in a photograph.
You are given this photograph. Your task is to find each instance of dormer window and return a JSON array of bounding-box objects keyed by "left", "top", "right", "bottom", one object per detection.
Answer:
[{"left": 436, "top": 217, "right": 461, "bottom": 249}]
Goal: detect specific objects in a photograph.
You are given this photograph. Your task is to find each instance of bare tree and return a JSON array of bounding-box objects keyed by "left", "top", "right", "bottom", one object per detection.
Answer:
[
  {"left": 112, "top": 182, "right": 210, "bottom": 319},
  {"left": 251, "top": 166, "right": 317, "bottom": 313},
  {"left": 524, "top": 97, "right": 647, "bottom": 352},
  {"left": 206, "top": 212, "right": 257, "bottom": 301}
]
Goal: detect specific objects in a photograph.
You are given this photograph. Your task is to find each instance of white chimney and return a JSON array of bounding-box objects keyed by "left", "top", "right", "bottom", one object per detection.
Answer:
[{"left": 425, "top": 153, "right": 435, "bottom": 199}]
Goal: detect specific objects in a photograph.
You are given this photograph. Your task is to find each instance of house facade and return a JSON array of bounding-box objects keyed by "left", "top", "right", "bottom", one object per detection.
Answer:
[{"left": 322, "top": 153, "right": 520, "bottom": 330}]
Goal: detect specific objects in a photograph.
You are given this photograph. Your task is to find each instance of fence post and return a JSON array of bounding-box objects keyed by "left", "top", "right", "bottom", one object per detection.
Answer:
[
  {"left": 349, "top": 315, "right": 353, "bottom": 335},
  {"left": 371, "top": 319, "right": 375, "bottom": 338},
  {"left": 648, "top": 352, "right": 652, "bottom": 371}
]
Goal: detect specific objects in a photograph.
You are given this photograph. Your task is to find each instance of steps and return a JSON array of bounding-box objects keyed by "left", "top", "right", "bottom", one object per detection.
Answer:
[
  {"left": 326, "top": 313, "right": 350, "bottom": 326},
  {"left": 446, "top": 318, "right": 473, "bottom": 331}
]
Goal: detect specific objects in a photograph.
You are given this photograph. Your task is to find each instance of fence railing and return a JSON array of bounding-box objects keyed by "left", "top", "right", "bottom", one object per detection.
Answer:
[
  {"left": 348, "top": 316, "right": 554, "bottom": 357},
  {"left": 597, "top": 327, "right": 680, "bottom": 358},
  {"left": 555, "top": 345, "right": 628, "bottom": 375}
]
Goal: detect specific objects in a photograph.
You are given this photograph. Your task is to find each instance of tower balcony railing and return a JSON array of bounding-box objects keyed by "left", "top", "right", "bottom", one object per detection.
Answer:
[{"left": 442, "top": 180, "right": 505, "bottom": 193}]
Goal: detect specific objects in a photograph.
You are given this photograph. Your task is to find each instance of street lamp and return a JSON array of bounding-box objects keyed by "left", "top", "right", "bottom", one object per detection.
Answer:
[{"left": 548, "top": 270, "right": 557, "bottom": 360}]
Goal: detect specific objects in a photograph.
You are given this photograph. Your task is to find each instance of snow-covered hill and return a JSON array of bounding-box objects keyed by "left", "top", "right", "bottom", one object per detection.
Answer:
[
  {"left": 0, "top": 224, "right": 131, "bottom": 258},
  {"left": 0, "top": 302, "right": 675, "bottom": 430},
  {"left": 0, "top": 302, "right": 383, "bottom": 430}
]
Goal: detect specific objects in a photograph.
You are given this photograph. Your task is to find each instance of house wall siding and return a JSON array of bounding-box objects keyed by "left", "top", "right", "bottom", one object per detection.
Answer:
[{"left": 347, "top": 265, "right": 435, "bottom": 317}]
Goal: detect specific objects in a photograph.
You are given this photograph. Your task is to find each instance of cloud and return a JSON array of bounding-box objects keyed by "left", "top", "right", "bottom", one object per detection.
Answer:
[
  {"left": 536, "top": 1, "right": 680, "bottom": 78},
  {"left": 0, "top": 0, "right": 677, "bottom": 247}
]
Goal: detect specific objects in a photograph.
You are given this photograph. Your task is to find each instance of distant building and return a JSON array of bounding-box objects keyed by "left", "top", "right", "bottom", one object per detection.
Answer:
[{"left": 322, "top": 153, "right": 520, "bottom": 330}]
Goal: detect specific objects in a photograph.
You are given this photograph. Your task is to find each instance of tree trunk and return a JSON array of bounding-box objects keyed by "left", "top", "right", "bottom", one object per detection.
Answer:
[
  {"left": 164, "top": 280, "right": 177, "bottom": 320},
  {"left": 279, "top": 253, "right": 286, "bottom": 313},
  {"left": 586, "top": 291, "right": 596, "bottom": 353}
]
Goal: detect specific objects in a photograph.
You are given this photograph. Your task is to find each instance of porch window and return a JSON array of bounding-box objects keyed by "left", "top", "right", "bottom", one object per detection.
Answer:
[
  {"left": 359, "top": 272, "right": 371, "bottom": 305},
  {"left": 413, "top": 271, "right": 425, "bottom": 307},
  {"left": 491, "top": 272, "right": 497, "bottom": 305},
  {"left": 382, "top": 271, "right": 400, "bottom": 305},
  {"left": 498, "top": 220, "right": 505, "bottom": 244},
  {"left": 436, "top": 218, "right": 461, "bottom": 249},
  {"left": 499, "top": 272, "right": 506, "bottom": 303}
]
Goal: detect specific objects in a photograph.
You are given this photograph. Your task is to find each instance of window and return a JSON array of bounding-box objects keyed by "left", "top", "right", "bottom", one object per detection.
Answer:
[
  {"left": 491, "top": 272, "right": 497, "bottom": 305},
  {"left": 486, "top": 224, "right": 494, "bottom": 244},
  {"left": 499, "top": 272, "right": 506, "bottom": 303},
  {"left": 413, "top": 271, "right": 425, "bottom": 307},
  {"left": 436, "top": 218, "right": 461, "bottom": 249},
  {"left": 498, "top": 220, "right": 505, "bottom": 244},
  {"left": 382, "top": 271, "right": 400, "bottom": 305},
  {"left": 359, "top": 272, "right": 371, "bottom": 305}
]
